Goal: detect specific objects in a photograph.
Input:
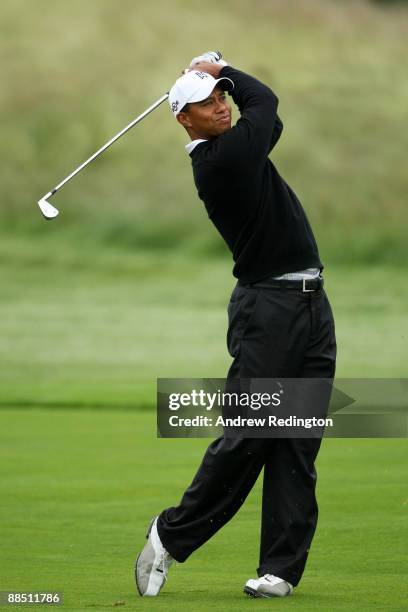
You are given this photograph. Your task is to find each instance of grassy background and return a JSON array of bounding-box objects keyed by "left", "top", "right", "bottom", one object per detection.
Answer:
[
  {"left": 0, "top": 245, "right": 407, "bottom": 408},
  {"left": 1, "top": 0, "right": 408, "bottom": 263},
  {"left": 1, "top": 0, "right": 407, "bottom": 610}
]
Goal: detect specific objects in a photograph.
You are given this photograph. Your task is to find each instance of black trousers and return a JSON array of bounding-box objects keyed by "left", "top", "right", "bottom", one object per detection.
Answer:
[{"left": 157, "top": 281, "right": 336, "bottom": 586}]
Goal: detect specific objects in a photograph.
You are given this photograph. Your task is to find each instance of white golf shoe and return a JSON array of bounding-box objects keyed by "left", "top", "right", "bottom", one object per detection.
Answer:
[
  {"left": 244, "top": 574, "right": 294, "bottom": 598},
  {"left": 135, "top": 517, "right": 174, "bottom": 596}
]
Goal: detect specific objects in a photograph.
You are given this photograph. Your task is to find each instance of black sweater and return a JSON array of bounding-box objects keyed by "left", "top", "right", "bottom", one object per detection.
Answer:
[{"left": 188, "top": 66, "right": 322, "bottom": 283}]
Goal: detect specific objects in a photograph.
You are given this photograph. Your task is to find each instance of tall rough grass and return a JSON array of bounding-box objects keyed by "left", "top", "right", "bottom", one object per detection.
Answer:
[{"left": 1, "top": 0, "right": 407, "bottom": 264}]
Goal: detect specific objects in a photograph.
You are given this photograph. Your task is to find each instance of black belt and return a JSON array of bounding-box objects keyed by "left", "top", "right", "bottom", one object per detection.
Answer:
[{"left": 238, "top": 276, "right": 324, "bottom": 292}]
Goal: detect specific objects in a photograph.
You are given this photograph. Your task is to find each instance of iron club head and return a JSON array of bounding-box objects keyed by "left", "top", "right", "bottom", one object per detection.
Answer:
[
  {"left": 38, "top": 193, "right": 59, "bottom": 220},
  {"left": 36, "top": 90, "right": 171, "bottom": 220}
]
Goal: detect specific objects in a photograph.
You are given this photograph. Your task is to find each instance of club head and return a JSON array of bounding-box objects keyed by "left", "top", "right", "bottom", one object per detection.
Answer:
[{"left": 38, "top": 194, "right": 59, "bottom": 220}]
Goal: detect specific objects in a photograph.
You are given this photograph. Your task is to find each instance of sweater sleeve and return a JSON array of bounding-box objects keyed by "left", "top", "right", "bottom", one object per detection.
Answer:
[
  {"left": 270, "top": 115, "right": 283, "bottom": 151},
  {"left": 209, "top": 66, "right": 279, "bottom": 167}
]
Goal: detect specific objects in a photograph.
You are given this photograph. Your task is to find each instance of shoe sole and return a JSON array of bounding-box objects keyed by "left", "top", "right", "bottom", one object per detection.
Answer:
[
  {"left": 244, "top": 585, "right": 293, "bottom": 599},
  {"left": 134, "top": 517, "right": 157, "bottom": 597},
  {"left": 135, "top": 554, "right": 143, "bottom": 596},
  {"left": 244, "top": 586, "right": 276, "bottom": 599}
]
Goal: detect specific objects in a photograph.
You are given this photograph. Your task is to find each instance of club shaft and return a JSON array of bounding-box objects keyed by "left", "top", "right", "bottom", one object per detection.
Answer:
[{"left": 51, "top": 92, "right": 169, "bottom": 195}]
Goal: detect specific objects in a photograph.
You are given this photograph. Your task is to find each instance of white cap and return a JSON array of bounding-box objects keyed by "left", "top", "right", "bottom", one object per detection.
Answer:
[{"left": 168, "top": 70, "right": 234, "bottom": 116}]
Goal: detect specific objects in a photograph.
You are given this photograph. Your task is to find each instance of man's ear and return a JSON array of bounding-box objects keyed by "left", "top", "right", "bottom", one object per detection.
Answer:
[{"left": 177, "top": 112, "right": 192, "bottom": 129}]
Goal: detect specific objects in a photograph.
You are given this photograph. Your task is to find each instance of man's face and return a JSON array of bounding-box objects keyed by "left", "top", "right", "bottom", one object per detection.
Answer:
[{"left": 177, "top": 87, "right": 232, "bottom": 139}]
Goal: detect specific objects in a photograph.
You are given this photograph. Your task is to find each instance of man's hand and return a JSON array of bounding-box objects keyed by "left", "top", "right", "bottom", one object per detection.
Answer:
[
  {"left": 189, "top": 51, "right": 228, "bottom": 67},
  {"left": 181, "top": 50, "right": 229, "bottom": 77}
]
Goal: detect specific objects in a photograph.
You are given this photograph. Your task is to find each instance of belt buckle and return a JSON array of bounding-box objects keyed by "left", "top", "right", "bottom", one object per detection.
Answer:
[{"left": 302, "top": 278, "right": 315, "bottom": 293}]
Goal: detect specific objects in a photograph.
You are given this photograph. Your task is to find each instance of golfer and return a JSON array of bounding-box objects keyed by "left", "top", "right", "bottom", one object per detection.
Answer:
[{"left": 135, "top": 52, "right": 337, "bottom": 599}]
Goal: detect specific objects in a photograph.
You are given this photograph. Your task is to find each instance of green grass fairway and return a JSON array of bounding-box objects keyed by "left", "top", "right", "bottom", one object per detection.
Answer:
[{"left": 0, "top": 409, "right": 407, "bottom": 611}]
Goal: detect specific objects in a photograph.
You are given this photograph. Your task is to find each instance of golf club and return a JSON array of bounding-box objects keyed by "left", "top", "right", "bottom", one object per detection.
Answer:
[
  {"left": 37, "top": 51, "right": 223, "bottom": 220},
  {"left": 37, "top": 92, "right": 169, "bottom": 220}
]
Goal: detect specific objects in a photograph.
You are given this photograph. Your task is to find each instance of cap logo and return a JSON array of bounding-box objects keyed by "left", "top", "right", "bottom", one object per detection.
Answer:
[
  {"left": 194, "top": 71, "right": 209, "bottom": 80},
  {"left": 171, "top": 100, "right": 179, "bottom": 112}
]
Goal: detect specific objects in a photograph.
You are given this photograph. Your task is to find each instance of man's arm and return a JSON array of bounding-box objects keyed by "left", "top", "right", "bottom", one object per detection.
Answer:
[
  {"left": 270, "top": 115, "right": 283, "bottom": 151},
  {"left": 191, "top": 61, "right": 280, "bottom": 167}
]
